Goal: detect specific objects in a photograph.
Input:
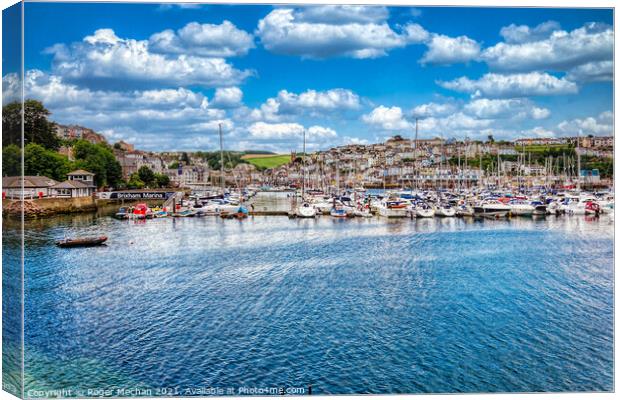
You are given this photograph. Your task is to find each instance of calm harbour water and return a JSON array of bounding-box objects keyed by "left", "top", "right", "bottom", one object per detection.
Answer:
[{"left": 2, "top": 199, "right": 614, "bottom": 395}]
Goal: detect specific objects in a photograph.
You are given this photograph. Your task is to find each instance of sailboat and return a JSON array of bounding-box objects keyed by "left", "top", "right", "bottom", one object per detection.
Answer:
[
  {"left": 296, "top": 129, "right": 317, "bottom": 218},
  {"left": 217, "top": 123, "right": 249, "bottom": 219}
]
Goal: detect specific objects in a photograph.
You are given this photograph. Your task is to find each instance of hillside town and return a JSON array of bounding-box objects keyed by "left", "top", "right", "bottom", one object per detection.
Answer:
[{"left": 3, "top": 116, "right": 614, "bottom": 201}]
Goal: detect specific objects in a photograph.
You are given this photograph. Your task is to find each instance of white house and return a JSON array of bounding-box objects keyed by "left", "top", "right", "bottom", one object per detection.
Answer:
[
  {"left": 50, "top": 180, "right": 93, "bottom": 198},
  {"left": 51, "top": 170, "right": 96, "bottom": 198},
  {"left": 67, "top": 169, "right": 96, "bottom": 188}
]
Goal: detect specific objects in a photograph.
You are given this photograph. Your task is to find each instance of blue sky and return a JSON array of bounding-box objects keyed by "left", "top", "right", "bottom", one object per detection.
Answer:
[{"left": 2, "top": 2, "right": 614, "bottom": 152}]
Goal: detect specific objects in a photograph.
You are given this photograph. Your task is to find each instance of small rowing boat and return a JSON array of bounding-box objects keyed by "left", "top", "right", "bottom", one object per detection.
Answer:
[{"left": 56, "top": 236, "right": 108, "bottom": 248}]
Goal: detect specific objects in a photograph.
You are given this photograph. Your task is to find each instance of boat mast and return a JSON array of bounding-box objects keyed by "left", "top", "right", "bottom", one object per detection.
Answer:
[
  {"left": 497, "top": 151, "right": 501, "bottom": 189},
  {"left": 302, "top": 129, "right": 306, "bottom": 200},
  {"left": 457, "top": 143, "right": 461, "bottom": 191},
  {"left": 464, "top": 137, "right": 468, "bottom": 188},
  {"left": 439, "top": 135, "right": 444, "bottom": 191},
  {"left": 219, "top": 123, "right": 225, "bottom": 195},
  {"left": 336, "top": 159, "right": 341, "bottom": 195},
  {"left": 576, "top": 131, "right": 581, "bottom": 191},
  {"left": 479, "top": 152, "right": 483, "bottom": 189},
  {"left": 414, "top": 117, "right": 419, "bottom": 191}
]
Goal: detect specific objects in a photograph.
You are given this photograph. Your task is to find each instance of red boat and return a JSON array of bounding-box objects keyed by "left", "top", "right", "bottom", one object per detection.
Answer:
[{"left": 132, "top": 203, "right": 152, "bottom": 219}]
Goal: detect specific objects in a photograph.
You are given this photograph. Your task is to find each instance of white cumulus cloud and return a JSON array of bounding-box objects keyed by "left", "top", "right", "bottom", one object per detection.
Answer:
[
  {"left": 499, "top": 20, "right": 561, "bottom": 44},
  {"left": 211, "top": 87, "right": 244, "bottom": 108},
  {"left": 8, "top": 70, "right": 241, "bottom": 151},
  {"left": 46, "top": 28, "right": 253, "bottom": 89},
  {"left": 482, "top": 22, "right": 613, "bottom": 72},
  {"left": 256, "top": 7, "right": 417, "bottom": 59},
  {"left": 411, "top": 101, "right": 458, "bottom": 118},
  {"left": 295, "top": 5, "right": 389, "bottom": 24},
  {"left": 421, "top": 34, "right": 481, "bottom": 65},
  {"left": 557, "top": 111, "right": 613, "bottom": 136},
  {"left": 438, "top": 72, "right": 578, "bottom": 98},
  {"left": 149, "top": 21, "right": 254, "bottom": 57},
  {"left": 276, "top": 88, "right": 361, "bottom": 113},
  {"left": 362, "top": 106, "right": 412, "bottom": 130},
  {"left": 307, "top": 125, "right": 338, "bottom": 138},
  {"left": 566, "top": 60, "right": 613, "bottom": 83},
  {"left": 463, "top": 98, "right": 550, "bottom": 120},
  {"left": 248, "top": 122, "right": 336, "bottom": 139}
]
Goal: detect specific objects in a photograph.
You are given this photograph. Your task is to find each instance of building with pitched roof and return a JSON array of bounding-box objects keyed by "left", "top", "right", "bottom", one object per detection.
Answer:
[
  {"left": 49, "top": 180, "right": 93, "bottom": 198},
  {"left": 2, "top": 176, "right": 59, "bottom": 199}
]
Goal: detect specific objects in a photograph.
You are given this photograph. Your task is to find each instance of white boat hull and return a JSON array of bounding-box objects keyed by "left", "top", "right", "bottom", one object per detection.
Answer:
[
  {"left": 510, "top": 205, "right": 535, "bottom": 216},
  {"left": 354, "top": 209, "right": 372, "bottom": 217},
  {"left": 474, "top": 205, "right": 511, "bottom": 218},
  {"left": 296, "top": 206, "right": 317, "bottom": 218},
  {"left": 416, "top": 208, "right": 435, "bottom": 218},
  {"left": 456, "top": 206, "right": 475, "bottom": 217},
  {"left": 435, "top": 207, "right": 456, "bottom": 217},
  {"left": 378, "top": 207, "right": 409, "bottom": 218}
]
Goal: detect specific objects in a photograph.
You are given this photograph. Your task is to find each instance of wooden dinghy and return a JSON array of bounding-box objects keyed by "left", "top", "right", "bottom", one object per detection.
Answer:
[{"left": 56, "top": 236, "right": 108, "bottom": 248}]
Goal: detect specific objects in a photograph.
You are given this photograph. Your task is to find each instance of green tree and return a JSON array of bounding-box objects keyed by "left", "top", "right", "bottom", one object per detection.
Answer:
[
  {"left": 126, "top": 173, "right": 145, "bottom": 189},
  {"left": 154, "top": 173, "right": 171, "bottom": 188},
  {"left": 2, "top": 145, "right": 21, "bottom": 176},
  {"left": 73, "top": 140, "right": 123, "bottom": 187},
  {"left": 23, "top": 143, "right": 73, "bottom": 181},
  {"left": 2, "top": 100, "right": 60, "bottom": 149},
  {"left": 180, "top": 152, "right": 190, "bottom": 165},
  {"left": 103, "top": 150, "right": 123, "bottom": 188},
  {"left": 137, "top": 166, "right": 156, "bottom": 187},
  {"left": 168, "top": 161, "right": 180, "bottom": 169}
]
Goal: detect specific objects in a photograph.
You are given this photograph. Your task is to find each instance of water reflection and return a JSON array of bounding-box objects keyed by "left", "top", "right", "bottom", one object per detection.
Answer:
[{"left": 6, "top": 207, "right": 615, "bottom": 394}]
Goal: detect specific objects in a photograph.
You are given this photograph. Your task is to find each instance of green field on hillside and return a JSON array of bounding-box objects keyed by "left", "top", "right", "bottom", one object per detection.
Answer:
[
  {"left": 514, "top": 144, "right": 573, "bottom": 153},
  {"left": 244, "top": 154, "right": 291, "bottom": 169}
]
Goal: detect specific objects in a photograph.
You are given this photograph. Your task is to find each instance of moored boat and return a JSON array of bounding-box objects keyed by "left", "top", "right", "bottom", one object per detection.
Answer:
[
  {"left": 132, "top": 203, "right": 152, "bottom": 219},
  {"left": 220, "top": 205, "right": 249, "bottom": 220},
  {"left": 377, "top": 198, "right": 409, "bottom": 218},
  {"left": 434, "top": 203, "right": 456, "bottom": 217},
  {"left": 474, "top": 200, "right": 511, "bottom": 218},
  {"left": 415, "top": 203, "right": 435, "bottom": 218},
  {"left": 529, "top": 201, "right": 547, "bottom": 216},
  {"left": 330, "top": 205, "right": 349, "bottom": 218},
  {"left": 509, "top": 200, "right": 535, "bottom": 216},
  {"left": 354, "top": 205, "right": 372, "bottom": 218},
  {"left": 173, "top": 209, "right": 197, "bottom": 217},
  {"left": 456, "top": 204, "right": 475, "bottom": 217},
  {"left": 296, "top": 202, "right": 317, "bottom": 218},
  {"left": 113, "top": 207, "right": 129, "bottom": 220},
  {"left": 562, "top": 196, "right": 601, "bottom": 215},
  {"left": 56, "top": 236, "right": 108, "bottom": 248}
]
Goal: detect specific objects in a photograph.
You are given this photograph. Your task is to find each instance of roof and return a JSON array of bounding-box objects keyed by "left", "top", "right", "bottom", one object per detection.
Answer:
[
  {"left": 67, "top": 169, "right": 95, "bottom": 176},
  {"left": 2, "top": 176, "right": 59, "bottom": 189},
  {"left": 50, "top": 180, "right": 90, "bottom": 190}
]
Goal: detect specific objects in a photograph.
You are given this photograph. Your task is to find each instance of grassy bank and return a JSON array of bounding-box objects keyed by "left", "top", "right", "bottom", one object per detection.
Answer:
[
  {"left": 514, "top": 144, "right": 573, "bottom": 153},
  {"left": 243, "top": 154, "right": 291, "bottom": 169}
]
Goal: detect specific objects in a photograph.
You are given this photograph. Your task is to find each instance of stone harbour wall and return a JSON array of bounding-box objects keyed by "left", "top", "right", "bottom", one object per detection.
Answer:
[{"left": 3, "top": 197, "right": 97, "bottom": 218}]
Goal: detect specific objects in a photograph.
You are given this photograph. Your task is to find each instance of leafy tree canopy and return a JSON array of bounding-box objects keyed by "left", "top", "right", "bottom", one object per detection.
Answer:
[
  {"left": 138, "top": 166, "right": 156, "bottom": 187},
  {"left": 2, "top": 100, "right": 60, "bottom": 150},
  {"left": 2, "top": 144, "right": 21, "bottom": 177},
  {"left": 154, "top": 173, "right": 171, "bottom": 188},
  {"left": 72, "top": 140, "right": 123, "bottom": 188},
  {"left": 23, "top": 143, "right": 73, "bottom": 181}
]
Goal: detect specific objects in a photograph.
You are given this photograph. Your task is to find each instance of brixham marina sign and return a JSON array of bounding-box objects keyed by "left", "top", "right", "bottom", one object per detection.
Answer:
[{"left": 97, "top": 191, "right": 175, "bottom": 200}]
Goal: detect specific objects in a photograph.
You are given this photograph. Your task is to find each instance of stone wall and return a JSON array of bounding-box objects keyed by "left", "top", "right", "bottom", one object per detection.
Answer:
[
  {"left": 3, "top": 196, "right": 96, "bottom": 218},
  {"left": 3, "top": 196, "right": 172, "bottom": 219}
]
